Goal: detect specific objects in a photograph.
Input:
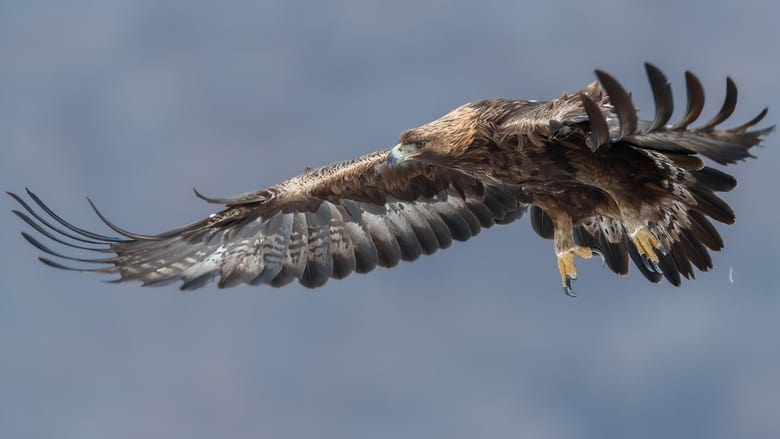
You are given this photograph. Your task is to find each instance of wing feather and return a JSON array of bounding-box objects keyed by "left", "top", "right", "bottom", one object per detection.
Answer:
[
  {"left": 270, "top": 212, "right": 309, "bottom": 286},
  {"left": 409, "top": 200, "right": 454, "bottom": 250},
  {"left": 13, "top": 151, "right": 526, "bottom": 290},
  {"left": 324, "top": 203, "right": 356, "bottom": 280},
  {"left": 300, "top": 204, "right": 333, "bottom": 288},
  {"left": 339, "top": 201, "right": 380, "bottom": 274},
  {"left": 491, "top": 65, "right": 770, "bottom": 167},
  {"left": 573, "top": 217, "right": 630, "bottom": 276},
  {"left": 644, "top": 63, "right": 674, "bottom": 132},
  {"left": 530, "top": 205, "right": 554, "bottom": 240},
  {"left": 397, "top": 204, "right": 440, "bottom": 255},
  {"left": 384, "top": 202, "right": 423, "bottom": 262},
  {"left": 671, "top": 71, "right": 706, "bottom": 131},
  {"left": 594, "top": 69, "right": 638, "bottom": 140},
  {"left": 360, "top": 206, "right": 402, "bottom": 268},
  {"left": 249, "top": 212, "right": 293, "bottom": 284},
  {"left": 697, "top": 77, "right": 738, "bottom": 131},
  {"left": 431, "top": 197, "right": 473, "bottom": 242}
]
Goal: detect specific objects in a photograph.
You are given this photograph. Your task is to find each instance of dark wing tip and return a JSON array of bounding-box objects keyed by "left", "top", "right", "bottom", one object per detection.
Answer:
[
  {"left": 85, "top": 196, "right": 160, "bottom": 241},
  {"left": 579, "top": 92, "right": 610, "bottom": 151},
  {"left": 697, "top": 76, "right": 738, "bottom": 131},
  {"left": 729, "top": 107, "right": 770, "bottom": 133},
  {"left": 671, "top": 71, "right": 706, "bottom": 130},
  {"left": 644, "top": 63, "right": 674, "bottom": 131},
  {"left": 594, "top": 69, "right": 638, "bottom": 140},
  {"left": 15, "top": 189, "right": 125, "bottom": 243},
  {"left": 193, "top": 187, "right": 234, "bottom": 204},
  {"left": 38, "top": 256, "right": 111, "bottom": 273}
]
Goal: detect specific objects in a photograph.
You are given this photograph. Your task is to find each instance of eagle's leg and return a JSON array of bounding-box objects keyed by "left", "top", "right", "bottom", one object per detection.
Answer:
[
  {"left": 552, "top": 213, "right": 593, "bottom": 297},
  {"left": 630, "top": 226, "right": 666, "bottom": 273}
]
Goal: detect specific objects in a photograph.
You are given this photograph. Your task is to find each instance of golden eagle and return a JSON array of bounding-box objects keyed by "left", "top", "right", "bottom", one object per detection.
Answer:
[{"left": 10, "top": 64, "right": 773, "bottom": 296}]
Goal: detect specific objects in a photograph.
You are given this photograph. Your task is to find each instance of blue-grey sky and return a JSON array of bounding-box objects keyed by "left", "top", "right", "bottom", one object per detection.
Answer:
[{"left": 1, "top": 1, "right": 779, "bottom": 438}]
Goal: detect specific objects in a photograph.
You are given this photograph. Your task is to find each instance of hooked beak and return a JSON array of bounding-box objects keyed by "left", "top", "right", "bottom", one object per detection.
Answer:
[{"left": 386, "top": 143, "right": 419, "bottom": 168}]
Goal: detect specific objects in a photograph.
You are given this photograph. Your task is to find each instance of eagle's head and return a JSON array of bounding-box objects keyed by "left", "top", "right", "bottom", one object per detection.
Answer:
[{"left": 387, "top": 104, "right": 482, "bottom": 168}]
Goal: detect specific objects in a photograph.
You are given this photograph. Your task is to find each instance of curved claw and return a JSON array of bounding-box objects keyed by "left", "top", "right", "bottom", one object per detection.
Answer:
[
  {"left": 563, "top": 276, "right": 576, "bottom": 298},
  {"left": 589, "top": 247, "right": 607, "bottom": 266},
  {"left": 640, "top": 253, "right": 663, "bottom": 273},
  {"left": 557, "top": 246, "right": 593, "bottom": 297}
]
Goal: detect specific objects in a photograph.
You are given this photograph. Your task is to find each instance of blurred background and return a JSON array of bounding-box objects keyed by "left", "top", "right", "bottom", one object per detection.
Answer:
[{"left": 1, "top": 1, "right": 779, "bottom": 438}]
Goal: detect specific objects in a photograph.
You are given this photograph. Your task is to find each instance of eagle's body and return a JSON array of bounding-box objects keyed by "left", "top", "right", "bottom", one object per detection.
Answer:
[{"left": 11, "top": 64, "right": 772, "bottom": 295}]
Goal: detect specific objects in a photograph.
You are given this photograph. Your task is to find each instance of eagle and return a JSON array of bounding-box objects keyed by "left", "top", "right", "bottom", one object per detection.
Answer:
[{"left": 10, "top": 64, "right": 773, "bottom": 296}]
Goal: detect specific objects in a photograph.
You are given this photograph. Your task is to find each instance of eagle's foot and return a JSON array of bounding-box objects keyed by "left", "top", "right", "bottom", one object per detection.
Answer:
[
  {"left": 557, "top": 246, "right": 594, "bottom": 297},
  {"left": 631, "top": 226, "right": 665, "bottom": 273}
]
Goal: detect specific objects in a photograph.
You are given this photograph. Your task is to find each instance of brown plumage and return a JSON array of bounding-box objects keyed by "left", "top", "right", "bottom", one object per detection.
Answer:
[{"left": 10, "top": 63, "right": 773, "bottom": 295}]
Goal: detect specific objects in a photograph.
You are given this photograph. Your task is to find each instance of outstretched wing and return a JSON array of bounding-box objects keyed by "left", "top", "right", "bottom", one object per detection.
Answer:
[{"left": 10, "top": 151, "right": 526, "bottom": 290}]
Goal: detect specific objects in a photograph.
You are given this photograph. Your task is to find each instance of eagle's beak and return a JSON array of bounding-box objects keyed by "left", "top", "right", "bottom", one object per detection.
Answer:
[{"left": 386, "top": 143, "right": 417, "bottom": 168}]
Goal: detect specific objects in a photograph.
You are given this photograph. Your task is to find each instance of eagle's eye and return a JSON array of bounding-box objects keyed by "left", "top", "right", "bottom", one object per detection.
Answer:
[{"left": 415, "top": 140, "right": 427, "bottom": 149}]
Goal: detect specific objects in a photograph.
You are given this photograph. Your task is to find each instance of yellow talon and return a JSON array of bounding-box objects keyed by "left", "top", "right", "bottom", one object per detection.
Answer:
[
  {"left": 557, "top": 246, "right": 594, "bottom": 297},
  {"left": 631, "top": 226, "right": 666, "bottom": 273},
  {"left": 632, "top": 227, "right": 661, "bottom": 263},
  {"left": 558, "top": 251, "right": 576, "bottom": 282}
]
